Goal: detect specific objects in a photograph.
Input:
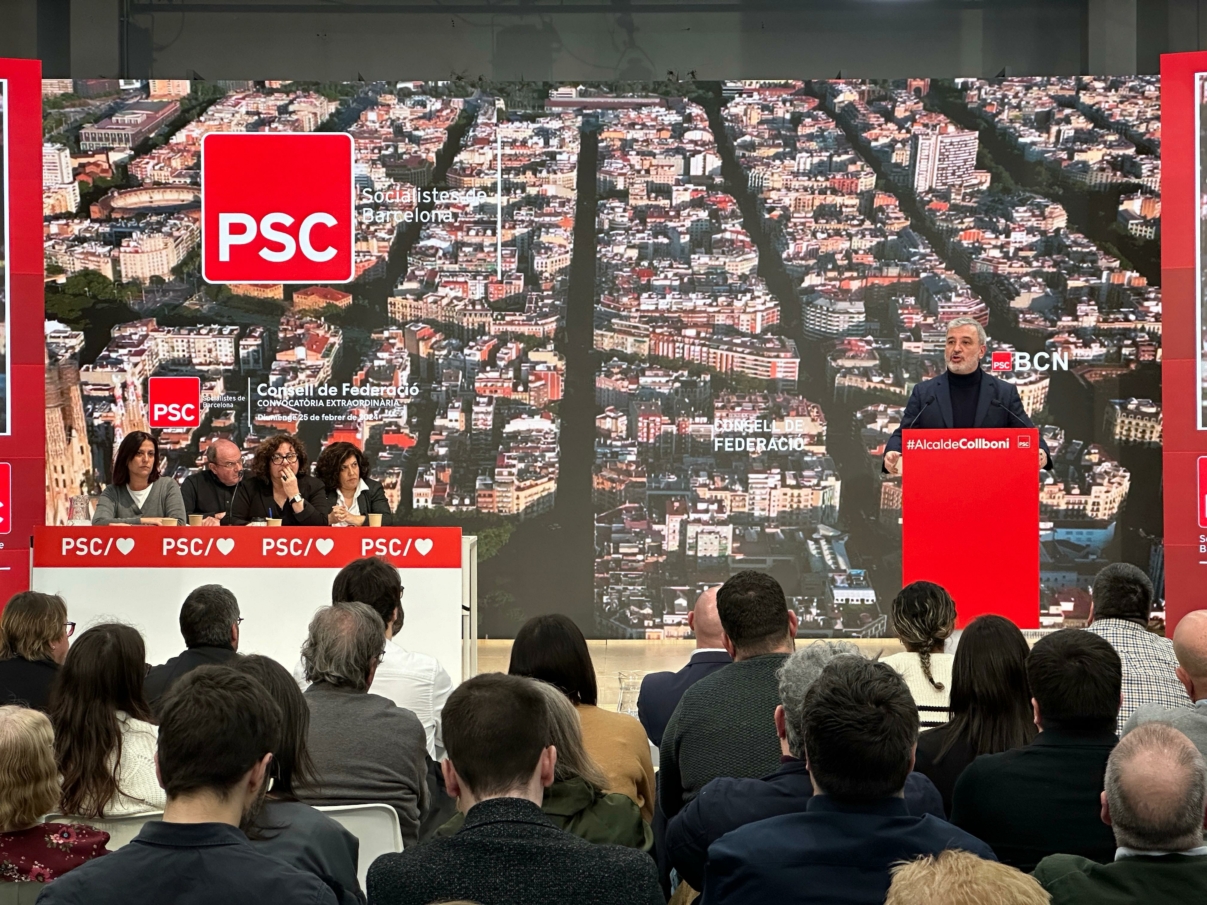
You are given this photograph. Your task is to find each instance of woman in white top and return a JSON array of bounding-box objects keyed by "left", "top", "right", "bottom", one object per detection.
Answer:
[
  {"left": 315, "top": 441, "right": 392, "bottom": 527},
  {"left": 91, "top": 431, "right": 186, "bottom": 526},
  {"left": 882, "top": 581, "right": 957, "bottom": 730},
  {"left": 50, "top": 624, "right": 166, "bottom": 819}
]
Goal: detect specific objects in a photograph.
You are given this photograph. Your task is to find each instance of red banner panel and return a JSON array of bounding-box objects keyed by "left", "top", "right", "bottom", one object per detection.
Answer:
[{"left": 902, "top": 429, "right": 1040, "bottom": 629}]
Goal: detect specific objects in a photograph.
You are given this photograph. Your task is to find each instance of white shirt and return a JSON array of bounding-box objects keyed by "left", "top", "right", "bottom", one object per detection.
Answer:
[
  {"left": 1117, "top": 846, "right": 1207, "bottom": 860},
  {"left": 333, "top": 479, "right": 370, "bottom": 524},
  {"left": 294, "top": 635, "right": 453, "bottom": 760},
  {"left": 127, "top": 485, "right": 152, "bottom": 510},
  {"left": 103, "top": 712, "right": 167, "bottom": 817}
]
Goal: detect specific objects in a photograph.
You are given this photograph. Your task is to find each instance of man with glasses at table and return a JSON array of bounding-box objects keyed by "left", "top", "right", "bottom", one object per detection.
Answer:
[{"left": 181, "top": 439, "right": 243, "bottom": 526}]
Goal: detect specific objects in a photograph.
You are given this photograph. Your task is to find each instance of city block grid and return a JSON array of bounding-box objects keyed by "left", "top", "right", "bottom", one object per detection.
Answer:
[{"left": 38, "top": 77, "right": 1163, "bottom": 639}]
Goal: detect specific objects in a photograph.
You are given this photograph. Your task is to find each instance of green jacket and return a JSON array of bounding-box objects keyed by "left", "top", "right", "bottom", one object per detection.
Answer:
[
  {"left": 1034, "top": 851, "right": 1207, "bottom": 905},
  {"left": 437, "top": 778, "right": 654, "bottom": 852}
]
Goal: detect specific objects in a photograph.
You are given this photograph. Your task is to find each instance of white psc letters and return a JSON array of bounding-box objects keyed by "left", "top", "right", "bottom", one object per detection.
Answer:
[{"left": 217, "top": 212, "right": 340, "bottom": 263}]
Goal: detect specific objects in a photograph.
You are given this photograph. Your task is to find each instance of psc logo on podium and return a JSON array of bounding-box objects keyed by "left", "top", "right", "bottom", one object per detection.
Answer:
[
  {"left": 201, "top": 133, "right": 355, "bottom": 284},
  {"left": 149, "top": 377, "right": 202, "bottom": 429}
]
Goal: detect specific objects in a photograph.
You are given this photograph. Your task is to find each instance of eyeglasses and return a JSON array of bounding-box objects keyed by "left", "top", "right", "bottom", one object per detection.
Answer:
[
  {"left": 270, "top": 453, "right": 298, "bottom": 464},
  {"left": 64, "top": 622, "right": 76, "bottom": 637},
  {"left": 237, "top": 618, "right": 245, "bottom": 625},
  {"left": 214, "top": 460, "right": 243, "bottom": 471}
]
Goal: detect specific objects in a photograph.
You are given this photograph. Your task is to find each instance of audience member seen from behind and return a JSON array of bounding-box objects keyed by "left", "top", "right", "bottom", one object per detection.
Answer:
[
  {"left": 228, "top": 433, "right": 329, "bottom": 526},
  {"left": 180, "top": 439, "right": 243, "bottom": 526},
  {"left": 230, "top": 655, "right": 363, "bottom": 905},
  {"left": 51, "top": 624, "right": 166, "bottom": 819},
  {"left": 143, "top": 584, "right": 241, "bottom": 715},
  {"left": 702, "top": 656, "right": 995, "bottom": 905},
  {"left": 659, "top": 570, "right": 798, "bottom": 821},
  {"left": 0, "top": 706, "right": 108, "bottom": 884},
  {"left": 1125, "top": 609, "right": 1207, "bottom": 756},
  {"left": 367, "top": 673, "right": 663, "bottom": 905},
  {"left": 315, "top": 442, "right": 391, "bottom": 527},
  {"left": 914, "top": 615, "right": 1037, "bottom": 815},
  {"left": 439, "top": 680, "right": 652, "bottom": 851},
  {"left": 636, "top": 586, "right": 731, "bottom": 747},
  {"left": 950, "top": 628, "right": 1121, "bottom": 871},
  {"left": 297, "top": 601, "right": 428, "bottom": 845},
  {"left": 883, "top": 581, "right": 957, "bottom": 729},
  {"left": 886, "top": 850, "right": 1051, "bottom": 905},
  {"left": 1087, "top": 563, "right": 1185, "bottom": 733},
  {"left": 0, "top": 592, "right": 71, "bottom": 713},
  {"left": 36, "top": 666, "right": 339, "bottom": 905},
  {"left": 666, "top": 642, "right": 945, "bottom": 892},
  {"left": 510, "top": 614, "right": 655, "bottom": 822},
  {"left": 1034, "top": 722, "right": 1207, "bottom": 905},
  {"left": 91, "top": 431, "right": 186, "bottom": 526}
]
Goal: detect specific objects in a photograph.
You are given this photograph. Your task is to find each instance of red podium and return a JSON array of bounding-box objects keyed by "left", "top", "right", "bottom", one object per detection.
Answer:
[{"left": 901, "top": 428, "right": 1040, "bottom": 629}]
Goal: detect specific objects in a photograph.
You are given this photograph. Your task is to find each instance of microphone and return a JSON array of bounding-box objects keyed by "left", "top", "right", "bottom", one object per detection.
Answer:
[
  {"left": 992, "top": 399, "right": 1029, "bottom": 428},
  {"left": 905, "top": 398, "right": 932, "bottom": 430}
]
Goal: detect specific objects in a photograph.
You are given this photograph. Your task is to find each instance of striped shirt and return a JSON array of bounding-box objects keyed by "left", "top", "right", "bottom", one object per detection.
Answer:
[
  {"left": 1086, "top": 618, "right": 1189, "bottom": 734},
  {"left": 883, "top": 651, "right": 954, "bottom": 729}
]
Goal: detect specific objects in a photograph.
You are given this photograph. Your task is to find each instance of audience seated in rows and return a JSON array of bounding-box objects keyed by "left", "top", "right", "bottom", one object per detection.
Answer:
[
  {"left": 231, "top": 655, "right": 363, "bottom": 905},
  {"left": 883, "top": 581, "right": 957, "bottom": 729},
  {"left": 437, "top": 679, "right": 652, "bottom": 851},
  {"left": 1124, "top": 608, "right": 1207, "bottom": 755},
  {"left": 0, "top": 593, "right": 70, "bottom": 713},
  {"left": 0, "top": 707, "right": 108, "bottom": 884},
  {"left": 701, "top": 655, "right": 995, "bottom": 905},
  {"left": 914, "top": 615, "right": 1037, "bottom": 815},
  {"left": 509, "top": 614, "right": 655, "bottom": 822},
  {"left": 51, "top": 624, "right": 165, "bottom": 819},
  {"left": 297, "top": 601, "right": 428, "bottom": 846},
  {"left": 637, "top": 587, "right": 731, "bottom": 748},
  {"left": 885, "top": 850, "right": 1050, "bottom": 905},
  {"left": 660, "top": 570, "right": 798, "bottom": 821},
  {"left": 37, "top": 666, "right": 339, "bottom": 905},
  {"left": 665, "top": 641, "right": 944, "bottom": 891},
  {"left": 143, "top": 584, "right": 241, "bottom": 715},
  {"left": 950, "top": 628, "right": 1120, "bottom": 870},
  {"left": 1034, "top": 722, "right": 1207, "bottom": 905},
  {"left": 367, "top": 673, "right": 662, "bottom": 905},
  {"left": 1086, "top": 563, "right": 1186, "bottom": 733}
]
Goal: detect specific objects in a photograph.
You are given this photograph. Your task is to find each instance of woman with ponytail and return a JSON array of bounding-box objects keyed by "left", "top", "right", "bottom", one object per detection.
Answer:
[{"left": 883, "top": 581, "right": 957, "bottom": 730}]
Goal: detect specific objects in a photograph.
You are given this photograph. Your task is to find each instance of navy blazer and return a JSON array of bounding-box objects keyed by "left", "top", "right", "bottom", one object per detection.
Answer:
[
  {"left": 638, "top": 650, "right": 732, "bottom": 746},
  {"left": 700, "top": 795, "right": 996, "bottom": 905},
  {"left": 667, "top": 758, "right": 945, "bottom": 891},
  {"left": 884, "top": 369, "right": 1051, "bottom": 466}
]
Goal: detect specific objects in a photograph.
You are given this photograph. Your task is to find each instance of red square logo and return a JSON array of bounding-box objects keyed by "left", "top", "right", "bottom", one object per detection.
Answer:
[
  {"left": 1017, "top": 434, "right": 1032, "bottom": 449},
  {"left": 149, "top": 377, "right": 202, "bottom": 429},
  {"left": 991, "top": 351, "right": 1013, "bottom": 371},
  {"left": 201, "top": 133, "right": 355, "bottom": 284},
  {"left": 1199, "top": 457, "right": 1207, "bottom": 529},
  {"left": 0, "top": 463, "right": 12, "bottom": 536}
]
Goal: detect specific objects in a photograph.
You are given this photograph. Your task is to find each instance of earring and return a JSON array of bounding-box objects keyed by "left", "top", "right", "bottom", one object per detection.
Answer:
[{"left": 266, "top": 777, "right": 274, "bottom": 792}]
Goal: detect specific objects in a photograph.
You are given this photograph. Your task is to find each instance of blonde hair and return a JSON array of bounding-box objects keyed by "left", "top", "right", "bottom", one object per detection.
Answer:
[
  {"left": 0, "top": 592, "right": 68, "bottom": 662},
  {"left": 886, "top": 850, "right": 1050, "bottom": 905},
  {"left": 0, "top": 706, "right": 62, "bottom": 832},
  {"left": 530, "top": 680, "right": 609, "bottom": 790}
]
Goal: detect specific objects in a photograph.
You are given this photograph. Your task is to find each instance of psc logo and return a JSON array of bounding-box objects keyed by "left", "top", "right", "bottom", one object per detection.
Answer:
[
  {"left": 149, "top": 376, "right": 201, "bottom": 429},
  {"left": 201, "top": 133, "right": 354, "bottom": 284}
]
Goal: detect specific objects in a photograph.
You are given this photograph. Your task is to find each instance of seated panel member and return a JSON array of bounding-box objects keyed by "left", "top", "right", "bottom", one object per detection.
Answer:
[
  {"left": 883, "top": 317, "right": 1051, "bottom": 476},
  {"left": 229, "top": 434, "right": 329, "bottom": 526},
  {"left": 315, "top": 442, "right": 391, "bottom": 527},
  {"left": 181, "top": 439, "right": 243, "bottom": 526},
  {"left": 92, "top": 431, "right": 187, "bottom": 526}
]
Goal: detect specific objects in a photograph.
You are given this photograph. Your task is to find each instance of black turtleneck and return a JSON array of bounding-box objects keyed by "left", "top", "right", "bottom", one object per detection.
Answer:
[{"left": 947, "top": 367, "right": 983, "bottom": 428}]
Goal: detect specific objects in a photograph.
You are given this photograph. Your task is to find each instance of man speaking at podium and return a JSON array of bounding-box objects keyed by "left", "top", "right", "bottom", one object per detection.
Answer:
[{"left": 883, "top": 317, "right": 1051, "bottom": 475}]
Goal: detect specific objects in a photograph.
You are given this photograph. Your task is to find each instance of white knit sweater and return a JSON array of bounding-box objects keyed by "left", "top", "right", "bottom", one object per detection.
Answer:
[
  {"left": 882, "top": 652, "right": 954, "bottom": 729},
  {"left": 103, "top": 712, "right": 167, "bottom": 816}
]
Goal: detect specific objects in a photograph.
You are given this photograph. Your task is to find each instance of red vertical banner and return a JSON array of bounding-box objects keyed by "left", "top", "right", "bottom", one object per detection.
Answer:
[
  {"left": 901, "top": 429, "right": 1040, "bottom": 629},
  {"left": 1161, "top": 52, "right": 1207, "bottom": 632},
  {"left": 0, "top": 59, "right": 44, "bottom": 601}
]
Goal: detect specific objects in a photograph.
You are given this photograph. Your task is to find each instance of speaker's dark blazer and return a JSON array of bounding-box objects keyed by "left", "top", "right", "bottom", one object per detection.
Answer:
[{"left": 637, "top": 650, "right": 732, "bottom": 747}]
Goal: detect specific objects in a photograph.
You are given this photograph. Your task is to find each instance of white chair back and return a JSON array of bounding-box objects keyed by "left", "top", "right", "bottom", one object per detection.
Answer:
[
  {"left": 48, "top": 811, "right": 164, "bottom": 850},
  {"left": 315, "top": 803, "right": 403, "bottom": 893}
]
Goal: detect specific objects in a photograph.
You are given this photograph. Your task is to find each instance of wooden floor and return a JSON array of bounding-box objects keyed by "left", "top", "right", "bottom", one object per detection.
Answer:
[{"left": 477, "top": 638, "right": 905, "bottom": 709}]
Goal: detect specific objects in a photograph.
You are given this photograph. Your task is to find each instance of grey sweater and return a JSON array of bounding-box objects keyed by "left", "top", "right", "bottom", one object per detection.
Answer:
[
  {"left": 92, "top": 480, "right": 187, "bottom": 525},
  {"left": 299, "top": 683, "right": 429, "bottom": 846},
  {"left": 659, "top": 652, "right": 790, "bottom": 820}
]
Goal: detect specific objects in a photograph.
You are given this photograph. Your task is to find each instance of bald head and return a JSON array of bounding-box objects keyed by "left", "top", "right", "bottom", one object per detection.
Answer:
[
  {"left": 689, "top": 586, "right": 724, "bottom": 650},
  {"left": 1174, "top": 611, "right": 1207, "bottom": 691},
  {"left": 206, "top": 439, "right": 243, "bottom": 486},
  {"left": 1105, "top": 722, "right": 1207, "bottom": 852}
]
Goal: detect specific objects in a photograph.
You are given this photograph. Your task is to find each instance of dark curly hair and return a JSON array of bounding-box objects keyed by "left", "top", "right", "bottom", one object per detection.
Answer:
[
  {"left": 246, "top": 433, "right": 309, "bottom": 485},
  {"left": 314, "top": 441, "right": 371, "bottom": 493},
  {"left": 112, "top": 431, "right": 161, "bottom": 487}
]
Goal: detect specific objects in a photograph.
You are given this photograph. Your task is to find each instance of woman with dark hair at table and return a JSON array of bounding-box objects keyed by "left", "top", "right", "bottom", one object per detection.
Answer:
[
  {"left": 92, "top": 431, "right": 186, "bottom": 526},
  {"left": 232, "top": 655, "right": 364, "bottom": 905},
  {"left": 229, "top": 433, "right": 329, "bottom": 526},
  {"left": 315, "top": 442, "right": 391, "bottom": 527}
]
